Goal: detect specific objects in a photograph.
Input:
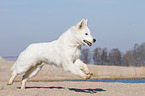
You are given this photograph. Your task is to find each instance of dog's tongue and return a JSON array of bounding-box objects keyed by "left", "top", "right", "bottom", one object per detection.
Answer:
[
  {"left": 87, "top": 41, "right": 92, "bottom": 46},
  {"left": 83, "top": 40, "right": 92, "bottom": 46}
]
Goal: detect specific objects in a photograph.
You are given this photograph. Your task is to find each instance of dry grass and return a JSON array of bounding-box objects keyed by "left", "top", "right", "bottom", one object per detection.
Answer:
[{"left": 0, "top": 59, "right": 145, "bottom": 82}]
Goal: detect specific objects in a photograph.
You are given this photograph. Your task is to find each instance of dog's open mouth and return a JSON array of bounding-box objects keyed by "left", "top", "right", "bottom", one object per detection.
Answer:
[{"left": 83, "top": 40, "right": 92, "bottom": 46}]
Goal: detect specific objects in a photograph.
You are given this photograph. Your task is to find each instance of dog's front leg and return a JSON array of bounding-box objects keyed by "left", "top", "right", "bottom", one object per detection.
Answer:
[
  {"left": 74, "top": 59, "right": 93, "bottom": 76},
  {"left": 63, "top": 61, "right": 90, "bottom": 79}
]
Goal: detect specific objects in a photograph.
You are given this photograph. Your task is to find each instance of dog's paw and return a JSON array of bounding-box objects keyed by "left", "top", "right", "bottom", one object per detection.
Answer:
[
  {"left": 7, "top": 80, "right": 13, "bottom": 85},
  {"left": 84, "top": 72, "right": 94, "bottom": 80},
  {"left": 86, "top": 72, "right": 93, "bottom": 76},
  {"left": 84, "top": 74, "right": 92, "bottom": 80}
]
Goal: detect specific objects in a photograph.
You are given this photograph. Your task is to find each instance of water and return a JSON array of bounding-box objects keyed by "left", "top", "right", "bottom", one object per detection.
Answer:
[
  {"left": 47, "top": 79, "right": 145, "bottom": 83},
  {"left": 3, "top": 56, "right": 17, "bottom": 61},
  {"left": 85, "top": 78, "right": 145, "bottom": 83}
]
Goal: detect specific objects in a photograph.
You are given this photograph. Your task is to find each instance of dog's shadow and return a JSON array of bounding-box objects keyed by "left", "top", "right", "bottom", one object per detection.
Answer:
[
  {"left": 68, "top": 87, "right": 106, "bottom": 94},
  {"left": 17, "top": 86, "right": 106, "bottom": 94}
]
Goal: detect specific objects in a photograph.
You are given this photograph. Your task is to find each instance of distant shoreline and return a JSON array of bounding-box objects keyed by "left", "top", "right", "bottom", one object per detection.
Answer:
[{"left": 14, "top": 77, "right": 145, "bottom": 82}]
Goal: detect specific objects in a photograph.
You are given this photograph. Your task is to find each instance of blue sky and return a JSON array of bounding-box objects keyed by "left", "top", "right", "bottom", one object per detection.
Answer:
[{"left": 0, "top": 0, "right": 145, "bottom": 56}]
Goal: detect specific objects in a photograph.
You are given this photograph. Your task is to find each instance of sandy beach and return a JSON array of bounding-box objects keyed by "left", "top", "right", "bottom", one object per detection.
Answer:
[
  {"left": 0, "top": 57, "right": 145, "bottom": 96},
  {"left": 1, "top": 81, "right": 145, "bottom": 96}
]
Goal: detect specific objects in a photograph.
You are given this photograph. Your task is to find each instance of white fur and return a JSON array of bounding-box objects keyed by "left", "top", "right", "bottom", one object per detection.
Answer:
[{"left": 7, "top": 19, "right": 96, "bottom": 89}]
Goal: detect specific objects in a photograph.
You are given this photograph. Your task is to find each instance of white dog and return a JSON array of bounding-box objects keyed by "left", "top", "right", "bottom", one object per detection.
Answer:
[{"left": 7, "top": 19, "right": 96, "bottom": 89}]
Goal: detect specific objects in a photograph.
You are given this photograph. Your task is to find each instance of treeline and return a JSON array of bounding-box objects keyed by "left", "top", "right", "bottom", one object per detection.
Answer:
[{"left": 81, "top": 42, "right": 145, "bottom": 67}]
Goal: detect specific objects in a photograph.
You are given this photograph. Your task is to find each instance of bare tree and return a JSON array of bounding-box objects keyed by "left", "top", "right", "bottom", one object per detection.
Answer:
[
  {"left": 123, "top": 51, "right": 137, "bottom": 66},
  {"left": 93, "top": 48, "right": 102, "bottom": 65},
  {"left": 132, "top": 43, "right": 139, "bottom": 66},
  {"left": 108, "top": 48, "right": 122, "bottom": 66},
  {"left": 137, "top": 42, "right": 145, "bottom": 66},
  {"left": 121, "top": 43, "right": 145, "bottom": 67},
  {"left": 101, "top": 48, "right": 108, "bottom": 65}
]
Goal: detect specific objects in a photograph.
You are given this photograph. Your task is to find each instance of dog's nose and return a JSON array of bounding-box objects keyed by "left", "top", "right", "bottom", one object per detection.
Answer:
[{"left": 93, "top": 39, "right": 96, "bottom": 43}]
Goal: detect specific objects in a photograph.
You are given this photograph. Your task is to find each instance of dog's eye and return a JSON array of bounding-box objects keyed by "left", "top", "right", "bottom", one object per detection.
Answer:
[{"left": 85, "top": 33, "right": 88, "bottom": 35}]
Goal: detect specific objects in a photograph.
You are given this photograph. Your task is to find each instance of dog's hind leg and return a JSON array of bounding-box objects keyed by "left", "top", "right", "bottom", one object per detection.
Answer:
[
  {"left": 21, "top": 63, "right": 44, "bottom": 89},
  {"left": 7, "top": 70, "right": 18, "bottom": 85}
]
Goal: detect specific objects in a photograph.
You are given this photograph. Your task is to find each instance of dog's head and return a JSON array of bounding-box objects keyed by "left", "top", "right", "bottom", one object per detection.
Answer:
[{"left": 72, "top": 19, "right": 96, "bottom": 46}]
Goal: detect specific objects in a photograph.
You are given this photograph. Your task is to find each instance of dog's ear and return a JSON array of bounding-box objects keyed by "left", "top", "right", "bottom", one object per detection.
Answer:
[
  {"left": 86, "top": 19, "right": 88, "bottom": 26},
  {"left": 77, "top": 19, "right": 85, "bottom": 29}
]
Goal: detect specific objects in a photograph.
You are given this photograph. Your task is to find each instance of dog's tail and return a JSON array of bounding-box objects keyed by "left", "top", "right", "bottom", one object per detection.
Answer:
[{"left": 10, "top": 63, "right": 16, "bottom": 72}]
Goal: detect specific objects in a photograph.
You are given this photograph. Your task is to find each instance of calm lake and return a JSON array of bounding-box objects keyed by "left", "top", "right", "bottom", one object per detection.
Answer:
[
  {"left": 84, "top": 79, "right": 145, "bottom": 83},
  {"left": 47, "top": 79, "right": 145, "bottom": 83}
]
